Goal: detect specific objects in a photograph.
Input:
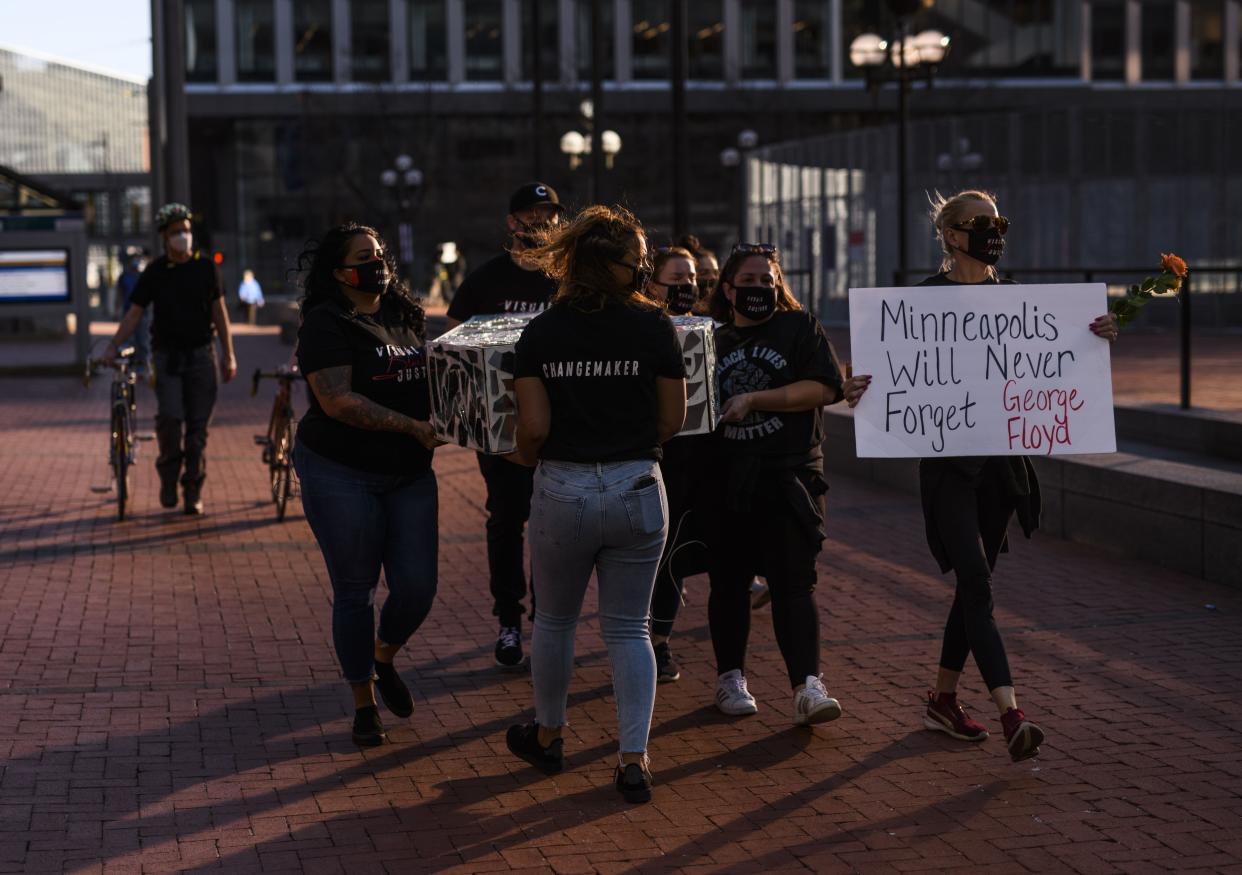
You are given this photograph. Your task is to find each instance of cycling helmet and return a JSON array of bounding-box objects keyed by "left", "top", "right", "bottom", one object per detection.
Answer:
[{"left": 154, "top": 202, "right": 193, "bottom": 231}]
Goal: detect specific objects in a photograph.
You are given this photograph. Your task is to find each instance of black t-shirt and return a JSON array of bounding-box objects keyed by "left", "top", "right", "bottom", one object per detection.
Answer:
[
  {"left": 296, "top": 297, "right": 433, "bottom": 476},
  {"left": 447, "top": 253, "right": 558, "bottom": 322},
  {"left": 129, "top": 253, "right": 223, "bottom": 350},
  {"left": 917, "top": 272, "right": 1018, "bottom": 287},
  {"left": 513, "top": 298, "right": 687, "bottom": 463},
  {"left": 714, "top": 309, "right": 843, "bottom": 459}
]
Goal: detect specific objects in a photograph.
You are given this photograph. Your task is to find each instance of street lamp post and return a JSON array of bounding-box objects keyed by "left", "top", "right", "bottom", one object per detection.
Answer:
[
  {"left": 560, "top": 101, "right": 621, "bottom": 197},
  {"left": 380, "top": 154, "right": 424, "bottom": 275},
  {"left": 720, "top": 128, "right": 759, "bottom": 245},
  {"left": 850, "top": 15, "right": 949, "bottom": 286}
]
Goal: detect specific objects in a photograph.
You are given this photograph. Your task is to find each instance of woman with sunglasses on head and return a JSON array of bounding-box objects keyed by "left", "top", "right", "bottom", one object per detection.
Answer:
[
  {"left": 505, "top": 206, "right": 688, "bottom": 803},
  {"left": 843, "top": 190, "right": 1119, "bottom": 761},
  {"left": 705, "top": 243, "right": 846, "bottom": 726},
  {"left": 294, "top": 223, "right": 443, "bottom": 748}
]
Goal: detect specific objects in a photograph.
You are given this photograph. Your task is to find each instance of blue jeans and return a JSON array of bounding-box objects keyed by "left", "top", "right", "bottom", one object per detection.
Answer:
[
  {"left": 294, "top": 441, "right": 439, "bottom": 685},
  {"left": 529, "top": 459, "right": 668, "bottom": 755}
]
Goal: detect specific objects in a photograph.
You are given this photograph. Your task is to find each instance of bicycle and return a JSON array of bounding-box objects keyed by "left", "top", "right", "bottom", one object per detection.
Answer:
[
  {"left": 252, "top": 365, "right": 302, "bottom": 521},
  {"left": 84, "top": 346, "right": 144, "bottom": 521}
]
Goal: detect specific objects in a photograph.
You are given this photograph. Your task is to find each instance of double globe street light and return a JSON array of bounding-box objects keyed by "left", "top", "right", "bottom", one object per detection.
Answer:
[
  {"left": 380, "top": 154, "right": 425, "bottom": 271},
  {"left": 560, "top": 100, "right": 622, "bottom": 201}
]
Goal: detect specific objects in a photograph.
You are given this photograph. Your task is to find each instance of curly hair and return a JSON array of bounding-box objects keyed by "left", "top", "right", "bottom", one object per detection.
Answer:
[
  {"left": 521, "top": 204, "right": 659, "bottom": 312},
  {"left": 708, "top": 247, "right": 802, "bottom": 323},
  {"left": 295, "top": 222, "right": 426, "bottom": 338}
]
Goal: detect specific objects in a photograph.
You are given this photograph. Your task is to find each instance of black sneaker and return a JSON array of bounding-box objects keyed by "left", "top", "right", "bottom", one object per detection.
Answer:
[
  {"left": 352, "top": 705, "right": 386, "bottom": 747},
  {"left": 374, "top": 660, "right": 414, "bottom": 718},
  {"left": 505, "top": 722, "right": 563, "bottom": 774},
  {"left": 495, "top": 625, "right": 524, "bottom": 669},
  {"left": 614, "top": 761, "right": 654, "bottom": 804},
  {"left": 654, "top": 641, "right": 680, "bottom": 684},
  {"left": 159, "top": 480, "right": 178, "bottom": 509}
]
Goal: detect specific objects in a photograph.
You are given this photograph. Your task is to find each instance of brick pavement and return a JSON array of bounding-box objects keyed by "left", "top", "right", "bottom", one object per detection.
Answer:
[{"left": 1, "top": 329, "right": 1241, "bottom": 874}]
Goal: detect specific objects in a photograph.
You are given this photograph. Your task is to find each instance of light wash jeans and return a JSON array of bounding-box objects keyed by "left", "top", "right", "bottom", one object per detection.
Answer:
[{"left": 529, "top": 459, "right": 669, "bottom": 755}]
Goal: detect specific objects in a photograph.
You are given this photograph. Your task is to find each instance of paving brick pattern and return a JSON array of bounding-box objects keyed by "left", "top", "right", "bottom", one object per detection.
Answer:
[{"left": 1, "top": 331, "right": 1241, "bottom": 874}]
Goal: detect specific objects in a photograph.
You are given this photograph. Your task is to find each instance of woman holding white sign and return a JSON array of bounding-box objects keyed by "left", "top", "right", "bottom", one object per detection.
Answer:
[
  {"left": 704, "top": 243, "right": 847, "bottom": 726},
  {"left": 843, "top": 190, "right": 1118, "bottom": 762}
]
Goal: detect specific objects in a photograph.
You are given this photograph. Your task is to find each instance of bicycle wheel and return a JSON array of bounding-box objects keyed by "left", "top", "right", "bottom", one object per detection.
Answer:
[
  {"left": 269, "top": 410, "right": 289, "bottom": 503},
  {"left": 274, "top": 415, "right": 294, "bottom": 521},
  {"left": 113, "top": 410, "right": 130, "bottom": 522}
]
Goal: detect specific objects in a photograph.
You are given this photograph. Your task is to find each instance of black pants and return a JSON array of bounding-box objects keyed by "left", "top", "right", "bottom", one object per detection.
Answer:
[
  {"left": 153, "top": 346, "right": 218, "bottom": 491},
  {"left": 932, "top": 466, "right": 1014, "bottom": 690},
  {"left": 707, "top": 477, "right": 822, "bottom": 688},
  {"left": 477, "top": 452, "right": 535, "bottom": 627}
]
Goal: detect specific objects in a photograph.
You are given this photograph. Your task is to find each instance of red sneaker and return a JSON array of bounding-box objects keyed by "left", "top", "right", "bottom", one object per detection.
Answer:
[
  {"left": 1001, "top": 707, "right": 1045, "bottom": 762},
  {"left": 923, "top": 691, "right": 989, "bottom": 742}
]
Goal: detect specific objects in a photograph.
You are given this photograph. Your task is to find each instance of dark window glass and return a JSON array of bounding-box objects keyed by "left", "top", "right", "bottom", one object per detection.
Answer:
[
  {"left": 794, "top": 0, "right": 831, "bottom": 78},
  {"left": 294, "top": 0, "right": 332, "bottom": 81},
  {"left": 186, "top": 0, "right": 218, "bottom": 82},
  {"left": 576, "top": 0, "right": 615, "bottom": 79},
  {"left": 633, "top": 0, "right": 671, "bottom": 79},
  {"left": 235, "top": 0, "right": 275, "bottom": 81},
  {"left": 352, "top": 0, "right": 390, "bottom": 81},
  {"left": 1091, "top": 0, "right": 1126, "bottom": 80},
  {"left": 740, "top": 0, "right": 777, "bottom": 77},
  {"left": 410, "top": 1, "right": 447, "bottom": 80},
  {"left": 689, "top": 0, "right": 724, "bottom": 79},
  {"left": 1190, "top": 0, "right": 1225, "bottom": 80},
  {"left": 465, "top": 0, "right": 503, "bottom": 80},
  {"left": 522, "top": 0, "right": 560, "bottom": 81},
  {"left": 1142, "top": 1, "right": 1176, "bottom": 79},
  {"left": 922, "top": 0, "right": 1079, "bottom": 77}
]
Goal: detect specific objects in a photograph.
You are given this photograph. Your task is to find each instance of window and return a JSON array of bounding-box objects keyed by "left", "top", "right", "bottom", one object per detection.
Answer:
[
  {"left": 1141, "top": 1, "right": 1176, "bottom": 79},
  {"left": 522, "top": 0, "right": 560, "bottom": 81},
  {"left": 740, "top": 0, "right": 777, "bottom": 77},
  {"left": 794, "top": 0, "right": 831, "bottom": 78},
  {"left": 465, "top": 0, "right": 503, "bottom": 80},
  {"left": 235, "top": 0, "right": 275, "bottom": 82},
  {"left": 576, "top": 0, "right": 615, "bottom": 79},
  {"left": 294, "top": 0, "right": 332, "bottom": 81},
  {"left": 410, "top": 1, "right": 447, "bottom": 80},
  {"left": 1190, "top": 0, "right": 1225, "bottom": 80},
  {"left": 1090, "top": 1, "right": 1126, "bottom": 80},
  {"left": 352, "top": 0, "right": 390, "bottom": 81},
  {"left": 924, "top": 0, "right": 1079, "bottom": 77},
  {"left": 689, "top": 0, "right": 724, "bottom": 79},
  {"left": 185, "top": 0, "right": 218, "bottom": 82},
  {"left": 633, "top": 0, "right": 671, "bottom": 79}
]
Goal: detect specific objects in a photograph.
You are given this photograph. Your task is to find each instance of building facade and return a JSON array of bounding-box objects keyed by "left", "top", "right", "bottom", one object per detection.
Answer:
[{"left": 177, "top": 0, "right": 1242, "bottom": 299}]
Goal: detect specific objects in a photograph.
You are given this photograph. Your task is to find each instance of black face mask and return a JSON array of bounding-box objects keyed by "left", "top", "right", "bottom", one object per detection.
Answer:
[
  {"left": 697, "top": 278, "right": 715, "bottom": 298},
  {"left": 514, "top": 219, "right": 552, "bottom": 249},
  {"left": 617, "top": 260, "right": 652, "bottom": 294},
  {"left": 732, "top": 285, "right": 776, "bottom": 320},
  {"left": 954, "top": 228, "right": 1005, "bottom": 266},
  {"left": 339, "top": 259, "right": 388, "bottom": 294},
  {"left": 663, "top": 283, "right": 698, "bottom": 315}
]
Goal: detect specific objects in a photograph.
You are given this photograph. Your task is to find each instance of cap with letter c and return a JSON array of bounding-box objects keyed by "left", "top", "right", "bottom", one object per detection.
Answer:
[{"left": 509, "top": 182, "right": 564, "bottom": 216}]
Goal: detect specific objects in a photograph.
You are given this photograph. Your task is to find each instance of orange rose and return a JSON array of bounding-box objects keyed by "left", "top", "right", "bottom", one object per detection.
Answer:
[{"left": 1161, "top": 253, "right": 1188, "bottom": 278}]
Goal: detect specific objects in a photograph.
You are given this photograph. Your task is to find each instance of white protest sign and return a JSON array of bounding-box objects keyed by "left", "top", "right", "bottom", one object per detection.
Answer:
[{"left": 848, "top": 283, "right": 1116, "bottom": 458}]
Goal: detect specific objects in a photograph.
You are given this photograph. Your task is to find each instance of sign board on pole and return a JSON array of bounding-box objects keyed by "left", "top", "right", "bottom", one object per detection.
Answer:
[{"left": 848, "top": 283, "right": 1116, "bottom": 458}]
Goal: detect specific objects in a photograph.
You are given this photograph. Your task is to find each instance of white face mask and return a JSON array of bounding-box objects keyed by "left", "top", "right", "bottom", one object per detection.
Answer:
[{"left": 168, "top": 231, "right": 192, "bottom": 254}]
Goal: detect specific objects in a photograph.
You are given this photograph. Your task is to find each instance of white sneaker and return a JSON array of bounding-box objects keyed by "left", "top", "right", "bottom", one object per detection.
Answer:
[
  {"left": 715, "top": 669, "right": 759, "bottom": 716},
  {"left": 793, "top": 674, "right": 842, "bottom": 726},
  {"left": 749, "top": 578, "right": 771, "bottom": 610}
]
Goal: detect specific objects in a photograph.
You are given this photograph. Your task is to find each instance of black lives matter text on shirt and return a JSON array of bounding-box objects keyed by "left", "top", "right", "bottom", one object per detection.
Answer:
[
  {"left": 446, "top": 253, "right": 559, "bottom": 322},
  {"left": 129, "top": 253, "right": 223, "bottom": 351},
  {"left": 714, "top": 309, "right": 844, "bottom": 458},
  {"left": 514, "top": 297, "right": 687, "bottom": 464},
  {"left": 296, "top": 296, "right": 433, "bottom": 476}
]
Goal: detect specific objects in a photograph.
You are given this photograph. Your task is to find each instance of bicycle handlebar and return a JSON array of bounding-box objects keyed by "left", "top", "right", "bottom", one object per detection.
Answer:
[
  {"left": 251, "top": 366, "right": 302, "bottom": 397},
  {"left": 84, "top": 347, "right": 138, "bottom": 386}
]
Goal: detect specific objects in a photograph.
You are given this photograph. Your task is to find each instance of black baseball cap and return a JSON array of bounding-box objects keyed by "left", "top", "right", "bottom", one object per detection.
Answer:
[{"left": 509, "top": 182, "right": 564, "bottom": 216}]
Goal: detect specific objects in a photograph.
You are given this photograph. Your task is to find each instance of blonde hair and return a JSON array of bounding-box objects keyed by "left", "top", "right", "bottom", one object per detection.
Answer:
[{"left": 927, "top": 189, "right": 999, "bottom": 280}]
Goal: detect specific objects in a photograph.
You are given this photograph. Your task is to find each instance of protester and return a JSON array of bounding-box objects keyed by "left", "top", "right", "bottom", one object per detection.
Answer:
[
  {"left": 447, "top": 182, "right": 564, "bottom": 669},
  {"left": 293, "top": 222, "right": 442, "bottom": 748},
  {"left": 506, "top": 205, "right": 687, "bottom": 803},
  {"left": 705, "top": 243, "right": 846, "bottom": 726},
  {"left": 675, "top": 234, "right": 719, "bottom": 306},
  {"left": 238, "top": 268, "right": 265, "bottom": 324},
  {"left": 104, "top": 204, "right": 236, "bottom": 514},
  {"left": 844, "top": 190, "right": 1119, "bottom": 761},
  {"left": 114, "top": 253, "right": 150, "bottom": 375}
]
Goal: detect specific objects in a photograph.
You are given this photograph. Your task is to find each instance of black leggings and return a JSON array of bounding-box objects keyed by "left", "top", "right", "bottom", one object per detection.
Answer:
[
  {"left": 932, "top": 468, "right": 1014, "bottom": 690},
  {"left": 707, "top": 486, "right": 821, "bottom": 688}
]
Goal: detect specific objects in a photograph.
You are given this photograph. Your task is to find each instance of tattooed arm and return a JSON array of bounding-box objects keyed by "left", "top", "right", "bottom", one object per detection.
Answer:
[{"left": 307, "top": 366, "right": 441, "bottom": 449}]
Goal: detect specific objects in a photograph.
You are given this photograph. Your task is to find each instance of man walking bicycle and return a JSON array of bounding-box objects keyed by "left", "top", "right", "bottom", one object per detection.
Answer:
[{"left": 104, "top": 203, "right": 237, "bottom": 514}]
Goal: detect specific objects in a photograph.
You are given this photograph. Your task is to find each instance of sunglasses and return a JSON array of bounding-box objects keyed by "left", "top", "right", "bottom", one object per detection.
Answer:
[
  {"left": 730, "top": 242, "right": 777, "bottom": 256},
  {"left": 950, "top": 215, "right": 1010, "bottom": 235}
]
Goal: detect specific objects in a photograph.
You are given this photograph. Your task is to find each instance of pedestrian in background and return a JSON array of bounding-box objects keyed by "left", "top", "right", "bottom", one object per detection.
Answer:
[
  {"left": 238, "top": 268, "right": 265, "bottom": 325},
  {"left": 103, "top": 203, "right": 236, "bottom": 514},
  {"left": 114, "top": 252, "right": 150, "bottom": 375},
  {"left": 294, "top": 222, "right": 442, "bottom": 748},
  {"left": 506, "top": 205, "right": 687, "bottom": 803},
  {"left": 676, "top": 234, "right": 719, "bottom": 305},
  {"left": 446, "top": 182, "right": 565, "bottom": 670}
]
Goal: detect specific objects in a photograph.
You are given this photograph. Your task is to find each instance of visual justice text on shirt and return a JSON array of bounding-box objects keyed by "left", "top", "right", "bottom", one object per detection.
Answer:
[
  {"left": 542, "top": 359, "right": 642, "bottom": 378},
  {"left": 372, "top": 344, "right": 427, "bottom": 384}
]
